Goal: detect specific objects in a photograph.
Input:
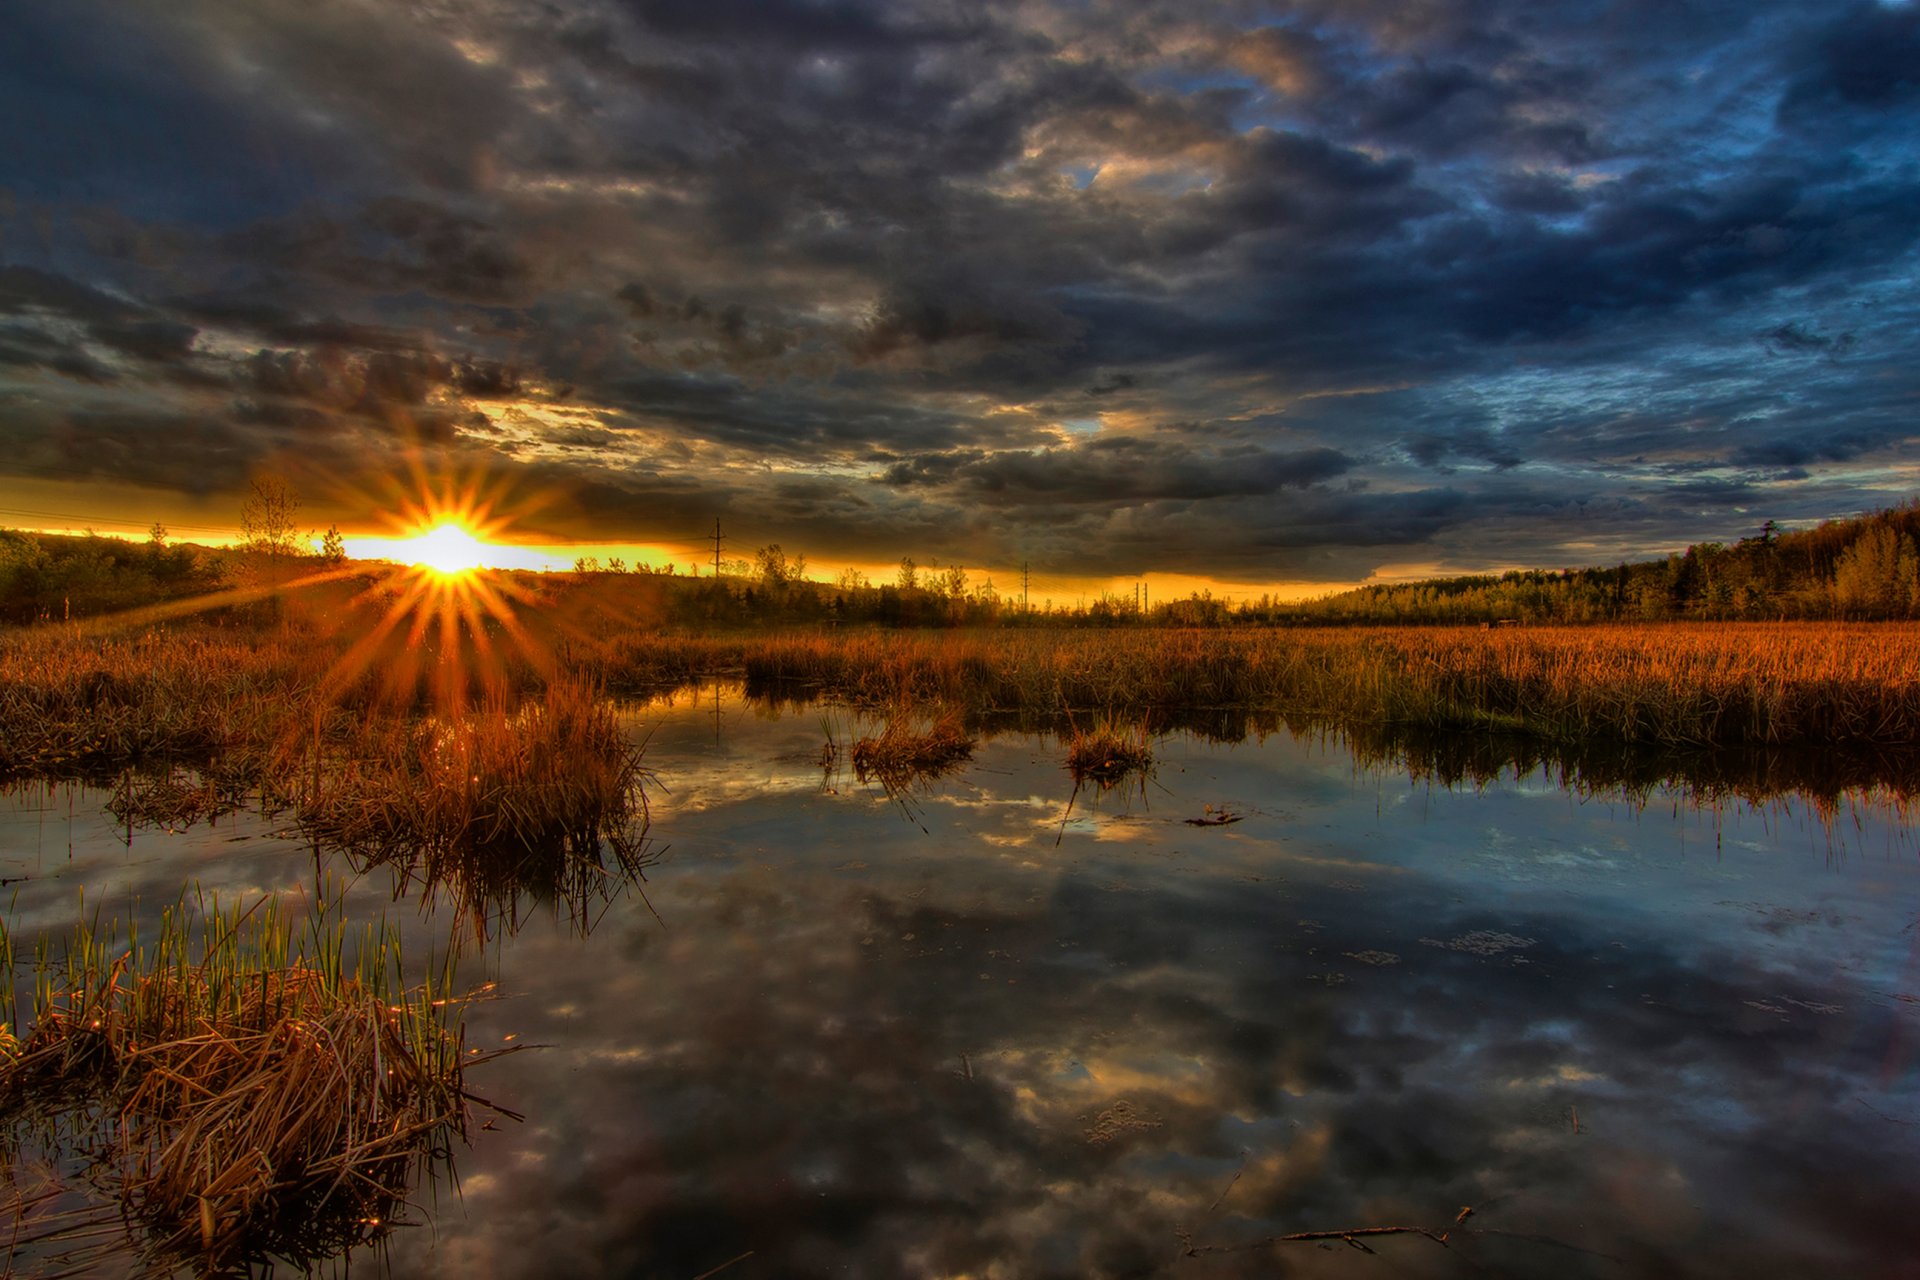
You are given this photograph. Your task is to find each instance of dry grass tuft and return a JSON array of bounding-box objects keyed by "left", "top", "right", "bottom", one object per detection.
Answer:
[
  {"left": 851, "top": 712, "right": 975, "bottom": 790},
  {"left": 0, "top": 895, "right": 506, "bottom": 1276},
  {"left": 1066, "top": 720, "right": 1154, "bottom": 785},
  {"left": 104, "top": 764, "right": 242, "bottom": 832},
  {"left": 297, "top": 679, "right": 654, "bottom": 934}
]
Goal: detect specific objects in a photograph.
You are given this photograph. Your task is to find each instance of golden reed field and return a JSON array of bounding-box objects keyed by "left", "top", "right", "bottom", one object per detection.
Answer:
[
  {"left": 604, "top": 623, "right": 1920, "bottom": 748},
  {"left": 5, "top": 619, "right": 1918, "bottom": 781}
]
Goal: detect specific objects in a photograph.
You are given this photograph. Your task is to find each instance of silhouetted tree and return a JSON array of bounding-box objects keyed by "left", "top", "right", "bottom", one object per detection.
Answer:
[{"left": 241, "top": 476, "right": 303, "bottom": 561}]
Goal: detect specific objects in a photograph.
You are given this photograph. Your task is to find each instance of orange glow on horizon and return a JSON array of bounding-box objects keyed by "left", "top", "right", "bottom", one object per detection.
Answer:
[
  {"left": 402, "top": 522, "right": 491, "bottom": 577},
  {"left": 315, "top": 468, "right": 565, "bottom": 711}
]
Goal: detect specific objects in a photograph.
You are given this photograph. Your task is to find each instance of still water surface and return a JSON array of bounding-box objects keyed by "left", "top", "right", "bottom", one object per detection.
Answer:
[{"left": 4, "top": 683, "right": 1916, "bottom": 1278}]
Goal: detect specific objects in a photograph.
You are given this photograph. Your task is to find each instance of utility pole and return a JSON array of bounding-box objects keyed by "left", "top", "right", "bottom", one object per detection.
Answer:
[
  {"left": 1021, "top": 560, "right": 1030, "bottom": 615},
  {"left": 709, "top": 518, "right": 726, "bottom": 580}
]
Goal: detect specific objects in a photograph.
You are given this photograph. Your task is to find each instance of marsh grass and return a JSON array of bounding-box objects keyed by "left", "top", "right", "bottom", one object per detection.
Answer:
[
  {"left": 104, "top": 764, "right": 244, "bottom": 833},
  {"left": 1065, "top": 719, "right": 1154, "bottom": 786},
  {"left": 14, "top": 620, "right": 1920, "bottom": 778},
  {"left": 10, "top": 619, "right": 1920, "bottom": 824},
  {"left": 0, "top": 629, "right": 317, "bottom": 783},
  {"left": 298, "top": 679, "right": 655, "bottom": 937},
  {"left": 0, "top": 891, "right": 505, "bottom": 1276},
  {"left": 599, "top": 624, "right": 1920, "bottom": 752},
  {"left": 851, "top": 712, "right": 975, "bottom": 791}
]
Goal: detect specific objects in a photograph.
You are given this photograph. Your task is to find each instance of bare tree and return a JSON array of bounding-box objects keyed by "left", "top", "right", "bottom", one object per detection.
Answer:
[{"left": 241, "top": 475, "right": 304, "bottom": 559}]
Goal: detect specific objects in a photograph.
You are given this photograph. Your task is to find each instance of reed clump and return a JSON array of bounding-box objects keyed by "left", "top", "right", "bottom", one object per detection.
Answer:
[
  {"left": 0, "top": 894, "right": 501, "bottom": 1276},
  {"left": 1066, "top": 720, "right": 1154, "bottom": 785},
  {"left": 851, "top": 712, "right": 975, "bottom": 790},
  {"left": 298, "top": 679, "right": 653, "bottom": 930}
]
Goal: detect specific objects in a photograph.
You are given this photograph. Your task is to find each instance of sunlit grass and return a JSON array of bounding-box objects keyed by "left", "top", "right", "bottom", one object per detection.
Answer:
[
  {"left": 850, "top": 711, "right": 974, "bottom": 790},
  {"left": 297, "top": 678, "right": 654, "bottom": 939},
  {"left": 594, "top": 623, "right": 1920, "bottom": 749},
  {"left": 7, "top": 618, "right": 1920, "bottom": 824},
  {"left": 1065, "top": 718, "right": 1153, "bottom": 785},
  {"left": 0, "top": 889, "right": 510, "bottom": 1276}
]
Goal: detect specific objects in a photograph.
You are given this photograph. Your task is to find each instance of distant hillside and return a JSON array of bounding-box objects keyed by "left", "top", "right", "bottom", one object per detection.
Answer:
[{"left": 1248, "top": 500, "right": 1920, "bottom": 625}]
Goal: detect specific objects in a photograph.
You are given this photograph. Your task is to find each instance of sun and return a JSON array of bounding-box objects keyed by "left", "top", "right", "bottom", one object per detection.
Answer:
[
  {"left": 309, "top": 466, "right": 574, "bottom": 714},
  {"left": 407, "top": 522, "right": 491, "bottom": 577}
]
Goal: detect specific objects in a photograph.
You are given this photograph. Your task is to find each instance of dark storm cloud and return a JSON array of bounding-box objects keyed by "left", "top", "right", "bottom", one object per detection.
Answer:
[
  {"left": 1403, "top": 428, "right": 1524, "bottom": 472},
  {"left": 1731, "top": 431, "right": 1880, "bottom": 470},
  {"left": 43, "top": 410, "right": 253, "bottom": 496},
  {"left": 880, "top": 439, "right": 1355, "bottom": 504},
  {"left": 0, "top": 326, "right": 117, "bottom": 384},
  {"left": 226, "top": 199, "right": 534, "bottom": 304},
  {"left": 1759, "top": 321, "right": 1857, "bottom": 359},
  {"left": 1778, "top": 2, "right": 1920, "bottom": 120},
  {"left": 1, "top": 0, "right": 1916, "bottom": 577}
]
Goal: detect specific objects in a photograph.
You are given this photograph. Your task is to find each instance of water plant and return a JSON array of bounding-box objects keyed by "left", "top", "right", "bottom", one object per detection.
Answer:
[
  {"left": 297, "top": 678, "right": 655, "bottom": 937},
  {"left": 104, "top": 763, "right": 242, "bottom": 833},
  {"left": 1065, "top": 719, "right": 1154, "bottom": 785},
  {"left": 850, "top": 711, "right": 975, "bottom": 791},
  {"left": 0, "top": 889, "right": 512, "bottom": 1277}
]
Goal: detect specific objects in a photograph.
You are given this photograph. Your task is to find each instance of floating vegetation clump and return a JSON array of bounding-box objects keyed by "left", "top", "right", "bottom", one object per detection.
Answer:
[
  {"left": 298, "top": 679, "right": 654, "bottom": 934},
  {"left": 104, "top": 764, "right": 244, "bottom": 833},
  {"left": 1066, "top": 720, "right": 1153, "bottom": 785},
  {"left": 0, "top": 893, "right": 510, "bottom": 1277},
  {"left": 851, "top": 711, "right": 975, "bottom": 790}
]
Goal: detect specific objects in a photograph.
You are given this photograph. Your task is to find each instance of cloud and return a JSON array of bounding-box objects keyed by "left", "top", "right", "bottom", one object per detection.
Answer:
[
  {"left": 879, "top": 439, "right": 1356, "bottom": 505},
  {"left": 1759, "top": 321, "right": 1858, "bottom": 358},
  {"left": 1779, "top": 2, "right": 1920, "bottom": 119},
  {"left": 0, "top": 0, "right": 1915, "bottom": 581},
  {"left": 1403, "top": 428, "right": 1524, "bottom": 471}
]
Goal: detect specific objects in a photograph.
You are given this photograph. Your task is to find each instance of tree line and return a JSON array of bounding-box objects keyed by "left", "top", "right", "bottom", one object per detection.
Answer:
[
  {"left": 6, "top": 491, "right": 1918, "bottom": 628},
  {"left": 0, "top": 476, "right": 342, "bottom": 624},
  {"left": 1248, "top": 503, "right": 1920, "bottom": 625}
]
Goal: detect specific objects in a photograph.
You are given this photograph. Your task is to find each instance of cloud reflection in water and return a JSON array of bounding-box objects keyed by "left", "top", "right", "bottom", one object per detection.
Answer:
[{"left": 373, "top": 695, "right": 1920, "bottom": 1278}]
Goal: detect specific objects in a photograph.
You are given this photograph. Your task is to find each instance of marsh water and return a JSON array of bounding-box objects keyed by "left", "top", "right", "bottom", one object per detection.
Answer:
[{"left": 5, "top": 682, "right": 1918, "bottom": 1278}]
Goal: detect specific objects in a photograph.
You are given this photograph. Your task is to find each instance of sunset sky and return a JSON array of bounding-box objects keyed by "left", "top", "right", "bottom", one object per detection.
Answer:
[{"left": 2, "top": 0, "right": 1917, "bottom": 597}]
